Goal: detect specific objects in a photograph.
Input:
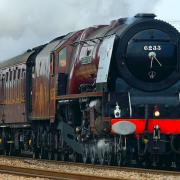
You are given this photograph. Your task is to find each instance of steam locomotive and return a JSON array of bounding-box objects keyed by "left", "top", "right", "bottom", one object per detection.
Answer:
[{"left": 0, "top": 13, "right": 180, "bottom": 167}]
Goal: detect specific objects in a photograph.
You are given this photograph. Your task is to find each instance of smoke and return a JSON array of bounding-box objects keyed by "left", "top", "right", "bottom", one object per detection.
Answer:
[{"left": 0, "top": 0, "right": 173, "bottom": 61}]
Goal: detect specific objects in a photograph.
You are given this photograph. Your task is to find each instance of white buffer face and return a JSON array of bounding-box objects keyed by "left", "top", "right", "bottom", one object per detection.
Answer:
[{"left": 112, "top": 121, "right": 136, "bottom": 135}]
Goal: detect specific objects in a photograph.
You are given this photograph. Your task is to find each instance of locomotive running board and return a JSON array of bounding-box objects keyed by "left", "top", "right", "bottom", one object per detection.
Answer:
[{"left": 57, "top": 92, "right": 103, "bottom": 100}]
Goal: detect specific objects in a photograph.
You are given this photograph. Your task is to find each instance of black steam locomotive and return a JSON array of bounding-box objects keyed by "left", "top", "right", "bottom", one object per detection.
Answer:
[{"left": 0, "top": 13, "right": 180, "bottom": 167}]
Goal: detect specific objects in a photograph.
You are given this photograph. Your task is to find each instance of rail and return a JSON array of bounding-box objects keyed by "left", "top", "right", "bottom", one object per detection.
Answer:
[
  {"left": 0, "top": 155, "right": 180, "bottom": 179},
  {"left": 0, "top": 164, "right": 121, "bottom": 180}
]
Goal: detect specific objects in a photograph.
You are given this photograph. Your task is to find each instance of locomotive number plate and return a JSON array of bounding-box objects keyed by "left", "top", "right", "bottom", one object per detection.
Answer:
[{"left": 144, "top": 45, "right": 161, "bottom": 51}]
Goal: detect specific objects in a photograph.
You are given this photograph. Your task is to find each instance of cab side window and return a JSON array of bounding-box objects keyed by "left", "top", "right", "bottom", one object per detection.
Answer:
[
  {"left": 79, "top": 45, "right": 93, "bottom": 65},
  {"left": 58, "top": 48, "right": 67, "bottom": 73},
  {"left": 57, "top": 48, "right": 67, "bottom": 95}
]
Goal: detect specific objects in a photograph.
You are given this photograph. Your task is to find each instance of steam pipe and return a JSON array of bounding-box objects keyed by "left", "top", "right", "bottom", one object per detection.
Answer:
[{"left": 128, "top": 92, "right": 132, "bottom": 117}]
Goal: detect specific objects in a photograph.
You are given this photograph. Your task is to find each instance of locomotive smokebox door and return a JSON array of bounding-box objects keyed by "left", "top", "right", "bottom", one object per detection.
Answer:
[
  {"left": 115, "top": 16, "right": 180, "bottom": 91},
  {"left": 112, "top": 121, "right": 136, "bottom": 135}
]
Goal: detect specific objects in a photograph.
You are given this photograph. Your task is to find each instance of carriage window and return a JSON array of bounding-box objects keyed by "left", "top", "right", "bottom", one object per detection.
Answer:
[
  {"left": 21, "top": 69, "right": 25, "bottom": 79},
  {"left": 23, "top": 70, "right": 26, "bottom": 78},
  {"left": 58, "top": 48, "right": 67, "bottom": 73},
  {"left": 5, "top": 72, "right": 8, "bottom": 81},
  {"left": 2, "top": 74, "right": 5, "bottom": 82},
  {"left": 32, "top": 66, "right": 35, "bottom": 74},
  {"left": 13, "top": 70, "right": 16, "bottom": 80},
  {"left": 18, "top": 69, "right": 21, "bottom": 79},
  {"left": 10, "top": 71, "right": 12, "bottom": 81}
]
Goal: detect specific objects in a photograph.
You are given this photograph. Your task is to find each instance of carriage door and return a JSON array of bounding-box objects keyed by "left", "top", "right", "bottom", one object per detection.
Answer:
[{"left": 49, "top": 52, "right": 56, "bottom": 122}]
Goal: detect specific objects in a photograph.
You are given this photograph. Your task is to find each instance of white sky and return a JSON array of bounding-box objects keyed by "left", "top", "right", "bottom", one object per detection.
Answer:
[
  {"left": 155, "top": 0, "right": 180, "bottom": 31},
  {"left": 0, "top": 0, "right": 179, "bottom": 61}
]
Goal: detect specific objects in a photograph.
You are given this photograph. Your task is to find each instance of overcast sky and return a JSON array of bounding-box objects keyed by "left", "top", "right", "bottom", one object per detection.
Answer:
[{"left": 0, "top": 0, "right": 180, "bottom": 61}]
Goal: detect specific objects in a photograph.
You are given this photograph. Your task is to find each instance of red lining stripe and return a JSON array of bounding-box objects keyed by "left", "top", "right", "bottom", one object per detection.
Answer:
[{"left": 111, "top": 119, "right": 180, "bottom": 134}]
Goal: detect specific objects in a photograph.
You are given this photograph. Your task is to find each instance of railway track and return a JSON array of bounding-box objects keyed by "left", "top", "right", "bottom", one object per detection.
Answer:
[
  {"left": 0, "top": 155, "right": 180, "bottom": 179},
  {"left": 0, "top": 164, "right": 121, "bottom": 180}
]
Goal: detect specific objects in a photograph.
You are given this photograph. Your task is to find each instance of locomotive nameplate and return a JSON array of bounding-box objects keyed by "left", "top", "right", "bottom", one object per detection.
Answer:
[{"left": 96, "top": 35, "right": 115, "bottom": 91}]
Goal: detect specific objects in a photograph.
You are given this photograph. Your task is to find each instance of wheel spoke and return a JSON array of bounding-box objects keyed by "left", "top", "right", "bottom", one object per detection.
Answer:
[
  {"left": 98, "top": 151, "right": 105, "bottom": 165},
  {"left": 114, "top": 136, "right": 126, "bottom": 166},
  {"left": 60, "top": 153, "right": 65, "bottom": 161},
  {"left": 54, "top": 153, "right": 58, "bottom": 160},
  {"left": 72, "top": 152, "right": 77, "bottom": 162},
  {"left": 107, "top": 152, "right": 112, "bottom": 166},
  {"left": 117, "top": 152, "right": 122, "bottom": 166},
  {"left": 82, "top": 144, "right": 89, "bottom": 163},
  {"left": 48, "top": 152, "right": 52, "bottom": 160},
  {"left": 90, "top": 145, "right": 96, "bottom": 164},
  {"left": 39, "top": 148, "right": 43, "bottom": 159}
]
